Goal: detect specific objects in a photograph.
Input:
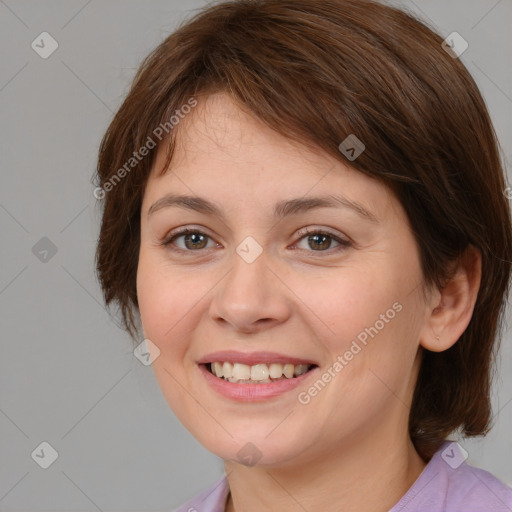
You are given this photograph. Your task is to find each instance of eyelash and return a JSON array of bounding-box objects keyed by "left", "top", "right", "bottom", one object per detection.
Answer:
[{"left": 159, "top": 226, "right": 352, "bottom": 256}]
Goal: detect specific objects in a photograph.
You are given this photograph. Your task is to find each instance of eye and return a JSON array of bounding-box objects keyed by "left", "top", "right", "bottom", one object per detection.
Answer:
[
  {"left": 160, "top": 227, "right": 218, "bottom": 252},
  {"left": 293, "top": 227, "right": 352, "bottom": 254},
  {"left": 159, "top": 226, "right": 352, "bottom": 256}
]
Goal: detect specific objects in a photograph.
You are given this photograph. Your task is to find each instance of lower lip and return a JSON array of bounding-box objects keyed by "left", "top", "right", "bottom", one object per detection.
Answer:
[{"left": 199, "top": 364, "right": 318, "bottom": 402}]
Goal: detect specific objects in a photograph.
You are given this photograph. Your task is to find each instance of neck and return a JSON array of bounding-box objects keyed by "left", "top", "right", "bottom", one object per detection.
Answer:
[{"left": 224, "top": 430, "right": 426, "bottom": 512}]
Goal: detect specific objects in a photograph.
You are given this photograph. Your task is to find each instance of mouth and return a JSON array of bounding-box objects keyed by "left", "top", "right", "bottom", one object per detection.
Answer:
[
  {"left": 197, "top": 352, "right": 319, "bottom": 401},
  {"left": 204, "top": 361, "right": 317, "bottom": 383}
]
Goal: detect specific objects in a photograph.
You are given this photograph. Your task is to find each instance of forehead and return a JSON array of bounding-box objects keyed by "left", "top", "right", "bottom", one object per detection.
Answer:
[
  {"left": 153, "top": 93, "right": 331, "bottom": 179},
  {"left": 144, "top": 92, "right": 401, "bottom": 224}
]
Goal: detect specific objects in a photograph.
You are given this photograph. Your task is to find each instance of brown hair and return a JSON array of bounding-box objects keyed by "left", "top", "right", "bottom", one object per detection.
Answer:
[{"left": 94, "top": 0, "right": 512, "bottom": 459}]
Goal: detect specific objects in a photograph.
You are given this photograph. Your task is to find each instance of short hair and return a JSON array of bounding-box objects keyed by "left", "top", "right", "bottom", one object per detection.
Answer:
[{"left": 94, "top": 0, "right": 512, "bottom": 460}]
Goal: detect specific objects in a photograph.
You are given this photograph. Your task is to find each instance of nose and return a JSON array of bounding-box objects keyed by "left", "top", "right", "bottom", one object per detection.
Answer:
[{"left": 208, "top": 246, "right": 291, "bottom": 334}]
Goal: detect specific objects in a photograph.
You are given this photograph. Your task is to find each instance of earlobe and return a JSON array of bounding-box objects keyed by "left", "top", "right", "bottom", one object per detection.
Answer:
[{"left": 420, "top": 245, "right": 482, "bottom": 353}]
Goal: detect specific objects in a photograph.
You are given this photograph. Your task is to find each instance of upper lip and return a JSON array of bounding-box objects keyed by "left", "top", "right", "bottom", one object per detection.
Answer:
[{"left": 197, "top": 351, "right": 318, "bottom": 366}]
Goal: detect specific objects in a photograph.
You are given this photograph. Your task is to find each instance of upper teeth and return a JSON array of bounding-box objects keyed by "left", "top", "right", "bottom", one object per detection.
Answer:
[{"left": 211, "top": 362, "right": 311, "bottom": 382}]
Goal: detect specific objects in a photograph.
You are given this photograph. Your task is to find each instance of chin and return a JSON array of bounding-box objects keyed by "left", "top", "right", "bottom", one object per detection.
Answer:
[{"left": 194, "top": 425, "right": 313, "bottom": 468}]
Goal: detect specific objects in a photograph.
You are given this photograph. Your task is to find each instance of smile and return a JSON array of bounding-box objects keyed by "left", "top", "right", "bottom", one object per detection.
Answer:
[
  {"left": 197, "top": 351, "right": 319, "bottom": 401},
  {"left": 208, "top": 361, "right": 314, "bottom": 383}
]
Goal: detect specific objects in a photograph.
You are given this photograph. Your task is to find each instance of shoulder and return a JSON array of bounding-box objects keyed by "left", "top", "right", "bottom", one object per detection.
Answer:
[
  {"left": 172, "top": 476, "right": 229, "bottom": 512},
  {"left": 442, "top": 461, "right": 512, "bottom": 511},
  {"left": 391, "top": 442, "right": 512, "bottom": 512}
]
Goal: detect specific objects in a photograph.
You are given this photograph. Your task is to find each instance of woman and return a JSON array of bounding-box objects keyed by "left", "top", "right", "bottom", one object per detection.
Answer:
[{"left": 94, "top": 0, "right": 512, "bottom": 510}]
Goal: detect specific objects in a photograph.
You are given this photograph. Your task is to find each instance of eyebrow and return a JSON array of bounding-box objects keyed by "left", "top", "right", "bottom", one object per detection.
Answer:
[{"left": 147, "top": 193, "right": 379, "bottom": 223}]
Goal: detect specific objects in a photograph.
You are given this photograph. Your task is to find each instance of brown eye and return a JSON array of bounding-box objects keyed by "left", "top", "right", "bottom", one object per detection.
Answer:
[
  {"left": 294, "top": 228, "right": 352, "bottom": 254},
  {"left": 181, "top": 232, "right": 209, "bottom": 250},
  {"left": 306, "top": 233, "right": 333, "bottom": 251},
  {"left": 162, "top": 228, "right": 216, "bottom": 252}
]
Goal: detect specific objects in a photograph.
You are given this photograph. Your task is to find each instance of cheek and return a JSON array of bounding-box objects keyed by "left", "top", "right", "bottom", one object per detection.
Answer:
[
  {"left": 307, "top": 263, "right": 421, "bottom": 394},
  {"left": 136, "top": 253, "right": 203, "bottom": 427},
  {"left": 307, "top": 268, "right": 399, "bottom": 348},
  {"left": 136, "top": 251, "right": 193, "bottom": 358}
]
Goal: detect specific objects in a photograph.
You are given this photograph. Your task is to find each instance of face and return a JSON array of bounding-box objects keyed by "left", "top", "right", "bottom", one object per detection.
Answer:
[{"left": 137, "top": 92, "right": 432, "bottom": 467}]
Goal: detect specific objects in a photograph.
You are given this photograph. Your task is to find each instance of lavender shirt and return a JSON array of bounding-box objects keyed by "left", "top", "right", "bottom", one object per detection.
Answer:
[{"left": 173, "top": 442, "right": 512, "bottom": 511}]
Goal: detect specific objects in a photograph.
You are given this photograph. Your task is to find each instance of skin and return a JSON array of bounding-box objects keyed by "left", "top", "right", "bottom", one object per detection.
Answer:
[{"left": 136, "top": 92, "right": 482, "bottom": 512}]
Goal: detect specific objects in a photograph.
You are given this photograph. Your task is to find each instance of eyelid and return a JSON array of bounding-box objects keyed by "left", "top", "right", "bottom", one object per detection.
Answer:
[
  {"left": 163, "top": 224, "right": 214, "bottom": 240},
  {"left": 161, "top": 224, "right": 348, "bottom": 242},
  {"left": 292, "top": 226, "right": 352, "bottom": 253},
  {"left": 160, "top": 225, "right": 220, "bottom": 248},
  {"left": 295, "top": 225, "right": 349, "bottom": 241}
]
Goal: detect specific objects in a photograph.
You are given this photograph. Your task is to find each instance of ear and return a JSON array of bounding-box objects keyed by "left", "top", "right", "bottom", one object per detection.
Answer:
[{"left": 420, "top": 245, "right": 482, "bottom": 352}]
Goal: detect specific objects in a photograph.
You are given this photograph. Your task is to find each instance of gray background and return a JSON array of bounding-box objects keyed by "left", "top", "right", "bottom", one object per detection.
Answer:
[{"left": 1, "top": 0, "right": 511, "bottom": 510}]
